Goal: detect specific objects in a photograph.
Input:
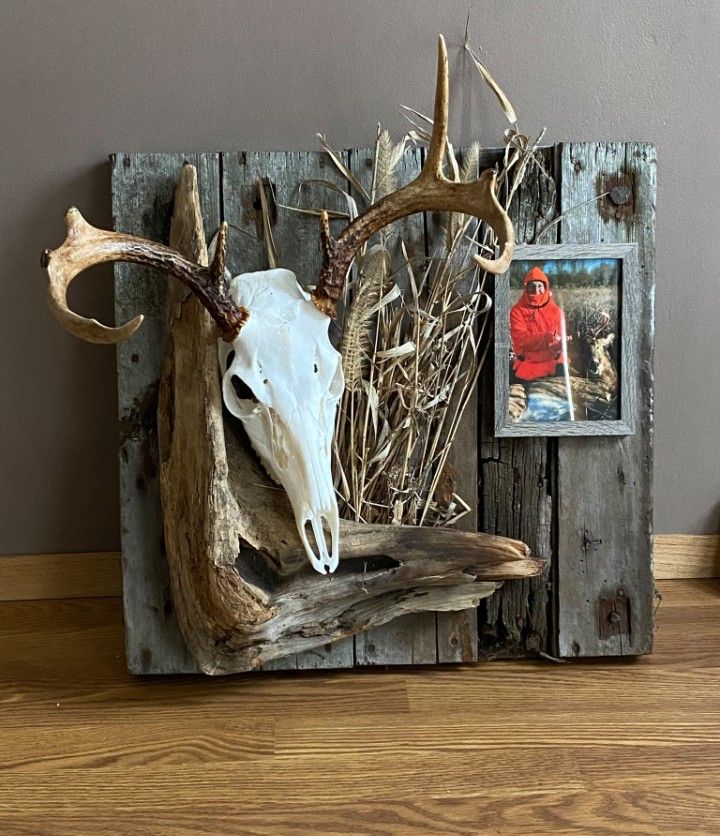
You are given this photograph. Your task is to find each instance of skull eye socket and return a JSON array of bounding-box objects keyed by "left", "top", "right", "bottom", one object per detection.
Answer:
[{"left": 231, "top": 376, "right": 259, "bottom": 403}]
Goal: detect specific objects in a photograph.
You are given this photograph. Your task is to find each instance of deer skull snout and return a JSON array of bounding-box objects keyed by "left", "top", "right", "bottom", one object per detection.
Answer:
[{"left": 218, "top": 268, "right": 343, "bottom": 574}]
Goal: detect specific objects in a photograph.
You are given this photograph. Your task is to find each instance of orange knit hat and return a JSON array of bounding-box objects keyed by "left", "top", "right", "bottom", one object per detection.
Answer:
[
  {"left": 523, "top": 266, "right": 550, "bottom": 288},
  {"left": 521, "top": 266, "right": 551, "bottom": 307}
]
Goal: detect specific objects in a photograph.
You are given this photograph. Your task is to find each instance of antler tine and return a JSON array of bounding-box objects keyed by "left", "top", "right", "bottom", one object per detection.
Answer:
[
  {"left": 209, "top": 218, "right": 228, "bottom": 283},
  {"left": 312, "top": 34, "right": 515, "bottom": 319},
  {"left": 423, "top": 33, "right": 450, "bottom": 178},
  {"left": 43, "top": 201, "right": 247, "bottom": 345}
]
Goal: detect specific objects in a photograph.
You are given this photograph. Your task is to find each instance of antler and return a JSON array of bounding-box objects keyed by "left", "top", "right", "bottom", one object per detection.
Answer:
[
  {"left": 42, "top": 205, "right": 248, "bottom": 344},
  {"left": 311, "top": 35, "right": 516, "bottom": 318},
  {"left": 581, "top": 310, "right": 612, "bottom": 341},
  {"left": 593, "top": 311, "right": 612, "bottom": 338}
]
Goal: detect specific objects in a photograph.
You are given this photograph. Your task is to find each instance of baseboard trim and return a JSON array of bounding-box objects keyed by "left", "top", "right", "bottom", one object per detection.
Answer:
[
  {"left": 653, "top": 534, "right": 720, "bottom": 580},
  {"left": 0, "top": 534, "right": 717, "bottom": 601},
  {"left": 0, "top": 551, "right": 122, "bottom": 601}
]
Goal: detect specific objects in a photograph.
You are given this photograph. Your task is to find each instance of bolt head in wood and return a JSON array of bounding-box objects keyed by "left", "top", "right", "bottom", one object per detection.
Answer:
[{"left": 608, "top": 185, "right": 632, "bottom": 206}]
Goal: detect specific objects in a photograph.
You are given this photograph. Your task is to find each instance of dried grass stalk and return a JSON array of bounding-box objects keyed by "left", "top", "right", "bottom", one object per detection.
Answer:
[{"left": 304, "top": 39, "right": 543, "bottom": 527}]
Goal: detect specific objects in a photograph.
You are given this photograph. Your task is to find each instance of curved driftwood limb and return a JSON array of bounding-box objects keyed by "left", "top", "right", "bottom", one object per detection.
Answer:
[
  {"left": 157, "top": 164, "right": 542, "bottom": 674},
  {"left": 223, "top": 417, "right": 534, "bottom": 576}
]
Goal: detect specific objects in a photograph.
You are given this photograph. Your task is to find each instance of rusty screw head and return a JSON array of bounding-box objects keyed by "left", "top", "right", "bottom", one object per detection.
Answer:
[{"left": 608, "top": 185, "right": 632, "bottom": 206}]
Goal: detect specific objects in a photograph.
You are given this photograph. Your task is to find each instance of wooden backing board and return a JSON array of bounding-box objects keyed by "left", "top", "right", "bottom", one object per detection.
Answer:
[
  {"left": 478, "top": 146, "right": 555, "bottom": 659},
  {"left": 111, "top": 143, "right": 655, "bottom": 673},
  {"left": 433, "top": 145, "right": 480, "bottom": 665},
  {"left": 221, "top": 150, "right": 355, "bottom": 671},
  {"left": 112, "top": 153, "right": 220, "bottom": 674},
  {"left": 350, "top": 146, "right": 439, "bottom": 666},
  {"left": 556, "top": 143, "right": 656, "bottom": 656}
]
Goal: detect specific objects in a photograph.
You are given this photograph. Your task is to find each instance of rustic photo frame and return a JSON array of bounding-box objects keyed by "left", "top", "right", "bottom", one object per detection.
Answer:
[{"left": 494, "top": 243, "right": 639, "bottom": 437}]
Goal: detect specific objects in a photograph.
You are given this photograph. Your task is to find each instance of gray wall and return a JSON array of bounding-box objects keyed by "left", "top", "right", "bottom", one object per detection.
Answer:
[{"left": 1, "top": 0, "right": 717, "bottom": 554}]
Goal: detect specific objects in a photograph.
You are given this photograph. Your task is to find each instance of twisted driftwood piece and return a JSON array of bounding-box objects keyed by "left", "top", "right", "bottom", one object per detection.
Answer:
[{"left": 157, "top": 165, "right": 541, "bottom": 674}]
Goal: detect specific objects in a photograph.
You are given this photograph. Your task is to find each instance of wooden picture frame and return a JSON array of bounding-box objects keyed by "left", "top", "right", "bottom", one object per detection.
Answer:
[{"left": 494, "top": 243, "right": 639, "bottom": 437}]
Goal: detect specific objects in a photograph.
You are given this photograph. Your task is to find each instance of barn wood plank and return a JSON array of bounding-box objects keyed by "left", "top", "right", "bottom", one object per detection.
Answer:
[
  {"left": 429, "top": 146, "right": 480, "bottom": 663},
  {"left": 112, "top": 153, "right": 221, "bottom": 674},
  {"left": 556, "top": 142, "right": 656, "bottom": 657},
  {"left": 221, "top": 149, "right": 355, "bottom": 671},
  {"left": 478, "top": 147, "right": 556, "bottom": 658},
  {"left": 348, "top": 145, "right": 438, "bottom": 666}
]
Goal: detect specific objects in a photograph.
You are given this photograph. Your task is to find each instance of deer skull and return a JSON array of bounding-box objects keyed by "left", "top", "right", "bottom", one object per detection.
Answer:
[{"left": 218, "top": 269, "right": 343, "bottom": 574}]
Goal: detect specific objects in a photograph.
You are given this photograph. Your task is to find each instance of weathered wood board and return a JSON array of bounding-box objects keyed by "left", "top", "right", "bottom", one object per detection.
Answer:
[
  {"left": 434, "top": 145, "right": 480, "bottom": 665},
  {"left": 555, "top": 143, "right": 656, "bottom": 656},
  {"left": 112, "top": 143, "right": 655, "bottom": 673},
  {"left": 478, "top": 146, "right": 555, "bottom": 659},
  {"left": 351, "top": 146, "right": 439, "bottom": 666},
  {"left": 112, "top": 153, "right": 220, "bottom": 674},
  {"left": 221, "top": 150, "right": 355, "bottom": 671}
]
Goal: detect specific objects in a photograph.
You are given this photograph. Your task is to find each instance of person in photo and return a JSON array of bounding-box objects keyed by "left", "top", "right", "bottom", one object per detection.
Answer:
[{"left": 509, "top": 266, "right": 567, "bottom": 383}]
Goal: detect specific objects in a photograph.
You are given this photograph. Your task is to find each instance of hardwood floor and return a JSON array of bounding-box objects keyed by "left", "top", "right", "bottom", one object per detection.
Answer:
[{"left": 0, "top": 579, "right": 718, "bottom": 834}]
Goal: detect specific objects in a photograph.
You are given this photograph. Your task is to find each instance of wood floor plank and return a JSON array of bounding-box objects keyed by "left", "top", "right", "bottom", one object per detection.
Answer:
[
  {"left": 1, "top": 790, "right": 663, "bottom": 836},
  {"left": 275, "top": 712, "right": 720, "bottom": 753},
  {"left": 5, "top": 785, "right": 720, "bottom": 835},
  {"left": 0, "top": 720, "right": 275, "bottom": 773},
  {"left": 0, "top": 754, "right": 584, "bottom": 803},
  {"left": 0, "top": 579, "right": 719, "bottom": 834},
  {"left": 654, "top": 576, "right": 720, "bottom": 608}
]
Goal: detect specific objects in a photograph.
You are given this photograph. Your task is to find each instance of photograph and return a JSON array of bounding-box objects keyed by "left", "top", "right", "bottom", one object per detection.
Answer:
[{"left": 495, "top": 244, "right": 638, "bottom": 437}]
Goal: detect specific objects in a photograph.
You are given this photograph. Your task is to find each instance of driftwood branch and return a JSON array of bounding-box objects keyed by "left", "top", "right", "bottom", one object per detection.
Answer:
[{"left": 157, "top": 164, "right": 542, "bottom": 674}]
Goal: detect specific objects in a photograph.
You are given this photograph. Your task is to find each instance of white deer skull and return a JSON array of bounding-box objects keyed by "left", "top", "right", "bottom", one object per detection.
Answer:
[{"left": 218, "top": 269, "right": 343, "bottom": 574}]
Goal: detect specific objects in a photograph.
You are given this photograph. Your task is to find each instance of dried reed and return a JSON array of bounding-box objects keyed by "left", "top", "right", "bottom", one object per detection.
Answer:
[
  {"left": 280, "top": 38, "right": 547, "bottom": 527},
  {"left": 333, "top": 213, "right": 493, "bottom": 528}
]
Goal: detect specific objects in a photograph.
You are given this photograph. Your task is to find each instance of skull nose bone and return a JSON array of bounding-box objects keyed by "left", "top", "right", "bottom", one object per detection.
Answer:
[{"left": 300, "top": 512, "right": 338, "bottom": 575}]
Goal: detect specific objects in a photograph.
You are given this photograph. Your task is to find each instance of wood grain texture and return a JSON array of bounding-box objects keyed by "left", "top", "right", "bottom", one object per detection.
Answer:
[
  {"left": 112, "top": 153, "right": 221, "bottom": 674},
  {"left": 0, "top": 578, "right": 717, "bottom": 835},
  {"left": 654, "top": 534, "right": 720, "bottom": 579},
  {"left": 556, "top": 143, "right": 656, "bottom": 657},
  {"left": 0, "top": 552, "right": 122, "bottom": 601},
  {"left": 478, "top": 146, "right": 556, "bottom": 659}
]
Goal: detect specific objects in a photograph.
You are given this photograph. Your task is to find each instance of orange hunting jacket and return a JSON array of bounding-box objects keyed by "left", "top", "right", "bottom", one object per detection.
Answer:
[{"left": 509, "top": 267, "right": 567, "bottom": 381}]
